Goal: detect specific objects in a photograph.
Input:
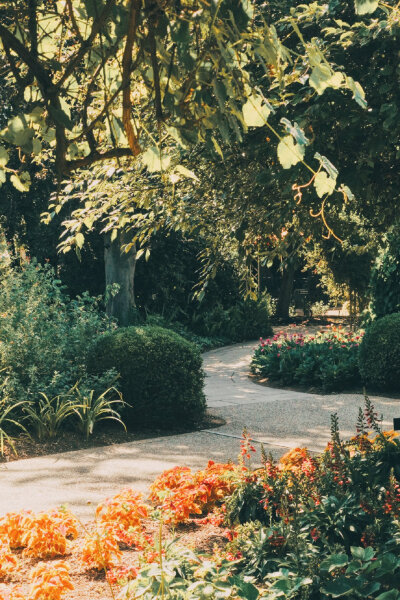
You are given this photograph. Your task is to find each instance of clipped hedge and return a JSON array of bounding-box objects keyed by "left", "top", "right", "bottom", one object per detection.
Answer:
[
  {"left": 87, "top": 325, "right": 206, "bottom": 429},
  {"left": 359, "top": 313, "right": 400, "bottom": 391}
]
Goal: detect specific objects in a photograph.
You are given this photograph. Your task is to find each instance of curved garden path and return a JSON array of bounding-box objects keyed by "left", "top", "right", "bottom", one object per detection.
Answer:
[{"left": 0, "top": 339, "right": 399, "bottom": 518}]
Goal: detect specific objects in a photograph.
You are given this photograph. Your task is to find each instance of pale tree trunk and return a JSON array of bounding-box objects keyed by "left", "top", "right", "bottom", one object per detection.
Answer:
[
  {"left": 104, "top": 231, "right": 137, "bottom": 326},
  {"left": 276, "top": 262, "right": 295, "bottom": 320}
]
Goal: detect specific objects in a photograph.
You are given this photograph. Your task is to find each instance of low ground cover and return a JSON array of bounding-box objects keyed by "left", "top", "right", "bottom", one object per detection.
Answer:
[
  {"left": 0, "top": 399, "right": 399, "bottom": 600},
  {"left": 251, "top": 326, "right": 362, "bottom": 391}
]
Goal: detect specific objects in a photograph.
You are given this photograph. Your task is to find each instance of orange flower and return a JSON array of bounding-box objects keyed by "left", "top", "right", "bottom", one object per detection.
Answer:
[
  {"left": 96, "top": 489, "right": 148, "bottom": 535},
  {"left": 80, "top": 526, "right": 122, "bottom": 570},
  {"left": 0, "top": 511, "right": 33, "bottom": 549},
  {"left": 22, "top": 512, "right": 70, "bottom": 558},
  {"left": 29, "top": 561, "right": 73, "bottom": 600},
  {"left": 150, "top": 462, "right": 238, "bottom": 524},
  {"left": 0, "top": 541, "right": 18, "bottom": 578}
]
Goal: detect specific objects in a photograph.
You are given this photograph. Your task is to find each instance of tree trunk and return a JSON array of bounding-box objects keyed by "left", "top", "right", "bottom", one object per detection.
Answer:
[
  {"left": 276, "top": 262, "right": 295, "bottom": 320},
  {"left": 104, "top": 231, "right": 137, "bottom": 326}
]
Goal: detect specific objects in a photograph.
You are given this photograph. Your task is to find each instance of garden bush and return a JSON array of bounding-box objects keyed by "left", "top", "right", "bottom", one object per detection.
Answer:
[
  {"left": 251, "top": 327, "right": 362, "bottom": 391},
  {"left": 87, "top": 325, "right": 206, "bottom": 429},
  {"left": 0, "top": 261, "right": 116, "bottom": 406},
  {"left": 144, "top": 314, "right": 224, "bottom": 351},
  {"left": 370, "top": 228, "right": 400, "bottom": 318},
  {"left": 192, "top": 296, "right": 273, "bottom": 343},
  {"left": 359, "top": 313, "right": 400, "bottom": 391}
]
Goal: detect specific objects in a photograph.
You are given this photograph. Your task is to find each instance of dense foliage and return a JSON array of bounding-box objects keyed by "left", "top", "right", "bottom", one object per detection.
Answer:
[
  {"left": 224, "top": 407, "right": 400, "bottom": 599},
  {"left": 0, "top": 260, "right": 116, "bottom": 404},
  {"left": 359, "top": 313, "right": 400, "bottom": 391},
  {"left": 87, "top": 325, "right": 206, "bottom": 429},
  {"left": 370, "top": 229, "right": 400, "bottom": 318},
  {"left": 251, "top": 327, "right": 363, "bottom": 391}
]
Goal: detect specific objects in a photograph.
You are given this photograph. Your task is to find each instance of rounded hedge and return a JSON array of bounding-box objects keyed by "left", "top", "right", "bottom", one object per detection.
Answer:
[
  {"left": 359, "top": 313, "right": 400, "bottom": 390},
  {"left": 87, "top": 325, "right": 206, "bottom": 428}
]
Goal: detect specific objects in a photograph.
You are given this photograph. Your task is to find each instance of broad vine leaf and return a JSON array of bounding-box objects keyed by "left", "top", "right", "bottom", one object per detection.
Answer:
[
  {"left": 242, "top": 95, "right": 270, "bottom": 127},
  {"left": 314, "top": 171, "right": 336, "bottom": 197},
  {"left": 0, "top": 169, "right": 6, "bottom": 185},
  {"left": 355, "top": 0, "right": 379, "bottom": 15},
  {"left": 32, "top": 138, "right": 42, "bottom": 155},
  {"left": 309, "top": 65, "right": 344, "bottom": 95},
  {"left": 277, "top": 136, "right": 305, "bottom": 169},
  {"left": 142, "top": 147, "right": 171, "bottom": 172},
  {"left": 10, "top": 171, "right": 31, "bottom": 192},
  {"left": 0, "top": 147, "right": 9, "bottom": 168},
  {"left": 322, "top": 578, "right": 353, "bottom": 597}
]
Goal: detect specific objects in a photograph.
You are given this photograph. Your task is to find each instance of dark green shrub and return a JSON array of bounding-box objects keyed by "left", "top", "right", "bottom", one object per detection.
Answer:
[
  {"left": 192, "top": 297, "right": 273, "bottom": 343},
  {"left": 370, "top": 230, "right": 400, "bottom": 318},
  {"left": 145, "top": 315, "right": 225, "bottom": 351},
  {"left": 87, "top": 326, "right": 206, "bottom": 429},
  {"left": 359, "top": 313, "right": 400, "bottom": 390}
]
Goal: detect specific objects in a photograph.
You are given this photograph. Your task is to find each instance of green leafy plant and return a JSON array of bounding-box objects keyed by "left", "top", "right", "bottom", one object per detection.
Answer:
[
  {"left": 87, "top": 326, "right": 206, "bottom": 429},
  {"left": 192, "top": 297, "right": 273, "bottom": 343},
  {"left": 0, "top": 369, "right": 30, "bottom": 455},
  {"left": 71, "top": 386, "right": 126, "bottom": 440},
  {"left": 23, "top": 391, "right": 76, "bottom": 441},
  {"left": 359, "top": 313, "right": 400, "bottom": 391},
  {"left": 0, "top": 261, "right": 116, "bottom": 408},
  {"left": 251, "top": 327, "right": 362, "bottom": 391}
]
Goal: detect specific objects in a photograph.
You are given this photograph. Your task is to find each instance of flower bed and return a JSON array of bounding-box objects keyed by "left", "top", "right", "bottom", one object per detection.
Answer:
[
  {"left": 251, "top": 326, "right": 363, "bottom": 391},
  {"left": 0, "top": 398, "right": 399, "bottom": 600}
]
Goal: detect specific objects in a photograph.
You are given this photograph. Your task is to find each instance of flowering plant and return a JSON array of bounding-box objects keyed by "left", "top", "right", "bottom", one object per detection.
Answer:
[
  {"left": 251, "top": 326, "right": 363, "bottom": 391},
  {"left": 29, "top": 561, "right": 73, "bottom": 600},
  {"left": 150, "top": 461, "right": 240, "bottom": 524}
]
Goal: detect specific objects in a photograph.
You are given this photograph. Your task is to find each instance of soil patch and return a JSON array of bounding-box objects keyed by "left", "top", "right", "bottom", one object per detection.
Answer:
[{"left": 0, "top": 412, "right": 225, "bottom": 464}]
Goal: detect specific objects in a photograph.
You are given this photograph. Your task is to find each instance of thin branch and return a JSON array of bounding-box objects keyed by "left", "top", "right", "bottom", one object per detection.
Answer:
[
  {"left": 72, "top": 47, "right": 143, "bottom": 144},
  {"left": 66, "top": 148, "right": 133, "bottom": 172},
  {"left": 0, "top": 23, "right": 53, "bottom": 88},
  {"left": 56, "top": 0, "right": 117, "bottom": 90},
  {"left": 66, "top": 0, "right": 84, "bottom": 43}
]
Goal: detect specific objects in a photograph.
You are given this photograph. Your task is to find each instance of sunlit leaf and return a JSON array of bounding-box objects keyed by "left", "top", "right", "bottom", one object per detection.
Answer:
[
  {"left": 10, "top": 171, "right": 31, "bottom": 192},
  {"left": 142, "top": 147, "right": 171, "bottom": 172},
  {"left": 242, "top": 95, "right": 270, "bottom": 127},
  {"left": 314, "top": 171, "right": 336, "bottom": 197},
  {"left": 355, "top": 0, "right": 379, "bottom": 15},
  {"left": 277, "top": 136, "right": 305, "bottom": 169}
]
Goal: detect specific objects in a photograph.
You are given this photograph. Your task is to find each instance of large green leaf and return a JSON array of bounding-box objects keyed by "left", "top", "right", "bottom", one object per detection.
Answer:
[
  {"left": 355, "top": 0, "right": 379, "bottom": 15},
  {"left": 0, "top": 147, "right": 9, "bottom": 168},
  {"left": 309, "top": 65, "right": 344, "bottom": 95},
  {"left": 376, "top": 591, "right": 400, "bottom": 600},
  {"left": 314, "top": 171, "right": 336, "bottom": 197},
  {"left": 48, "top": 106, "right": 73, "bottom": 131},
  {"left": 322, "top": 578, "right": 354, "bottom": 597},
  {"left": 277, "top": 135, "right": 305, "bottom": 169},
  {"left": 242, "top": 95, "right": 270, "bottom": 127},
  {"left": 142, "top": 147, "right": 171, "bottom": 172},
  {"left": 10, "top": 171, "right": 31, "bottom": 192},
  {"left": 320, "top": 553, "right": 349, "bottom": 573}
]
